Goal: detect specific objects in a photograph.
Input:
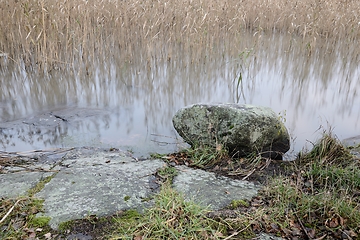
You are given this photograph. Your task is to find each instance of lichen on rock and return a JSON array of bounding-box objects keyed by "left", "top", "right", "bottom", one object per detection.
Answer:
[{"left": 172, "top": 103, "right": 290, "bottom": 159}]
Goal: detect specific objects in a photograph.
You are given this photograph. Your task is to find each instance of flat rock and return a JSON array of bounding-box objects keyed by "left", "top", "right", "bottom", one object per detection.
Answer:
[
  {"left": 1, "top": 149, "right": 262, "bottom": 232},
  {"left": 35, "top": 152, "right": 165, "bottom": 229},
  {"left": 0, "top": 171, "right": 52, "bottom": 198},
  {"left": 173, "top": 165, "right": 260, "bottom": 209}
]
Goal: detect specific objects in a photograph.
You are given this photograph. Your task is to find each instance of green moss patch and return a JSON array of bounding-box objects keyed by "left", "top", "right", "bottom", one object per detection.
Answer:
[
  {"left": 229, "top": 199, "right": 250, "bottom": 209},
  {"left": 29, "top": 216, "right": 51, "bottom": 228}
]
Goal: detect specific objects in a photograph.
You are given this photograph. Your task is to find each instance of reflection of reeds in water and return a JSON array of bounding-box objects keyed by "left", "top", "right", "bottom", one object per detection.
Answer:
[
  {"left": 0, "top": 0, "right": 359, "bottom": 135},
  {"left": 1, "top": 0, "right": 360, "bottom": 73},
  {"left": 0, "top": 0, "right": 359, "bottom": 153}
]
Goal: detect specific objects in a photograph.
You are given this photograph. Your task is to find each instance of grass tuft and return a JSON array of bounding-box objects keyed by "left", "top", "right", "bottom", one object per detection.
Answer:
[
  {"left": 243, "top": 132, "right": 360, "bottom": 239},
  {"left": 110, "top": 184, "right": 226, "bottom": 239},
  {"left": 182, "top": 144, "right": 231, "bottom": 169},
  {"left": 299, "top": 132, "right": 354, "bottom": 166}
]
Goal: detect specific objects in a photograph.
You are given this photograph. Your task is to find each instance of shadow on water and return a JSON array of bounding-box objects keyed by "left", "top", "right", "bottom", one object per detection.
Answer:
[{"left": 0, "top": 32, "right": 359, "bottom": 157}]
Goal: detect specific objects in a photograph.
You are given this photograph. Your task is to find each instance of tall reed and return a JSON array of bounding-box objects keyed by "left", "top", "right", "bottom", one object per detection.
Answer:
[{"left": 0, "top": 0, "right": 359, "bottom": 73}]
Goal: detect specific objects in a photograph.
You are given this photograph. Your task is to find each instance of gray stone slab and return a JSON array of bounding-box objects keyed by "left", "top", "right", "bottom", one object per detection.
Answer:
[
  {"left": 342, "top": 136, "right": 360, "bottom": 158},
  {"left": 173, "top": 165, "right": 260, "bottom": 210},
  {"left": 0, "top": 171, "right": 48, "bottom": 198},
  {"left": 343, "top": 135, "right": 360, "bottom": 147},
  {"left": 35, "top": 153, "right": 165, "bottom": 229}
]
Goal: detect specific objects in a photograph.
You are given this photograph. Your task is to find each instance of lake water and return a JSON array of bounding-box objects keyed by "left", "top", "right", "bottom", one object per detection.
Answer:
[{"left": 1, "top": 32, "right": 359, "bottom": 158}]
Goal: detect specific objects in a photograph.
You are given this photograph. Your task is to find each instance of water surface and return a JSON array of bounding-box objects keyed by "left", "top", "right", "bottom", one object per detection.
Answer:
[{"left": 1, "top": 32, "right": 359, "bottom": 158}]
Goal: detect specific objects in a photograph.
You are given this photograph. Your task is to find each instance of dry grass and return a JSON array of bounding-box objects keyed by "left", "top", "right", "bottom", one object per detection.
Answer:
[{"left": 0, "top": 0, "right": 360, "bottom": 74}]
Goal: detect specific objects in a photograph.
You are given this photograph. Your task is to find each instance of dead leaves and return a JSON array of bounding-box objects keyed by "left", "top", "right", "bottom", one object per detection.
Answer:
[
  {"left": 165, "top": 152, "right": 193, "bottom": 166},
  {"left": 325, "top": 215, "right": 346, "bottom": 229},
  {"left": 213, "top": 192, "right": 359, "bottom": 240},
  {"left": 22, "top": 227, "right": 54, "bottom": 240}
]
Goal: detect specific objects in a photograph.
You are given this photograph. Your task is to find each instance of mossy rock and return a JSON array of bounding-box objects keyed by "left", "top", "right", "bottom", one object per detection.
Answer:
[{"left": 173, "top": 103, "right": 290, "bottom": 159}]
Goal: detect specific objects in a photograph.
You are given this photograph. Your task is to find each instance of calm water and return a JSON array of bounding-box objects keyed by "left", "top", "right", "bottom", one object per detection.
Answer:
[{"left": 1, "top": 32, "right": 359, "bottom": 157}]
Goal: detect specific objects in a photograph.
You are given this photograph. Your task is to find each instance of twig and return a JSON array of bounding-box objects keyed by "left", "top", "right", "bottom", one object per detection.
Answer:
[
  {"left": 259, "top": 158, "right": 272, "bottom": 170},
  {"left": 150, "top": 133, "right": 177, "bottom": 139},
  {"left": 0, "top": 199, "right": 21, "bottom": 224},
  {"left": 223, "top": 231, "right": 239, "bottom": 240},
  {"left": 18, "top": 168, "right": 59, "bottom": 173},
  {"left": 44, "top": 147, "right": 75, "bottom": 156},
  {"left": 314, "top": 234, "right": 327, "bottom": 240},
  {"left": 224, "top": 221, "right": 254, "bottom": 240},
  {"left": 15, "top": 147, "right": 74, "bottom": 157},
  {"left": 293, "top": 209, "right": 312, "bottom": 239},
  {"left": 241, "top": 168, "right": 256, "bottom": 180},
  {"left": 150, "top": 139, "right": 175, "bottom": 145}
]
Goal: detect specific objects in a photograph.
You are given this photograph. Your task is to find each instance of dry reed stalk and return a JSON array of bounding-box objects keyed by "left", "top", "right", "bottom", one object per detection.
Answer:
[{"left": 0, "top": 0, "right": 359, "bottom": 73}]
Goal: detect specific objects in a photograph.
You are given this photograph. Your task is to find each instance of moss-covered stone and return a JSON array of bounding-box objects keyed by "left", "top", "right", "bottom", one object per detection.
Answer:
[{"left": 172, "top": 103, "right": 290, "bottom": 159}]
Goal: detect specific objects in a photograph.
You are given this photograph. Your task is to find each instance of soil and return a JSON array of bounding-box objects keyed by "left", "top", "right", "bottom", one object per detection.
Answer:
[{"left": 49, "top": 215, "right": 119, "bottom": 240}]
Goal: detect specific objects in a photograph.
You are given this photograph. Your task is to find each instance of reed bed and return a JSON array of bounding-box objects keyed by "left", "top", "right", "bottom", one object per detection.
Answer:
[{"left": 0, "top": 0, "right": 359, "bottom": 73}]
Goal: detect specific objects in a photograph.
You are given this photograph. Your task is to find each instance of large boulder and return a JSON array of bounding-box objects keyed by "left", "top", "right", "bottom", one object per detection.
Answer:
[{"left": 172, "top": 103, "right": 290, "bottom": 158}]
